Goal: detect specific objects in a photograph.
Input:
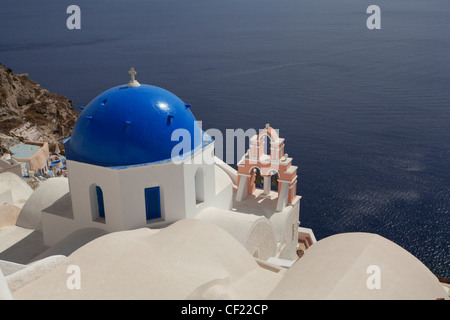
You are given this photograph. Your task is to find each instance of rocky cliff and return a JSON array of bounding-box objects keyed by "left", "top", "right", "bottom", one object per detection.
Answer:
[{"left": 0, "top": 63, "right": 78, "bottom": 155}]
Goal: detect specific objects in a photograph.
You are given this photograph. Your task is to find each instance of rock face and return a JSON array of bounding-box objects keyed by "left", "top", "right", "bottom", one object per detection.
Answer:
[{"left": 0, "top": 63, "right": 78, "bottom": 154}]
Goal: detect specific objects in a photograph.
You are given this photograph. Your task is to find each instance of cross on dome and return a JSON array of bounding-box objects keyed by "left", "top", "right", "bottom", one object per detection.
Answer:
[
  {"left": 129, "top": 67, "right": 136, "bottom": 81},
  {"left": 127, "top": 67, "right": 140, "bottom": 87}
]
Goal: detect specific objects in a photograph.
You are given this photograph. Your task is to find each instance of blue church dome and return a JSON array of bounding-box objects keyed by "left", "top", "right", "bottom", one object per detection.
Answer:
[{"left": 64, "top": 79, "right": 204, "bottom": 167}]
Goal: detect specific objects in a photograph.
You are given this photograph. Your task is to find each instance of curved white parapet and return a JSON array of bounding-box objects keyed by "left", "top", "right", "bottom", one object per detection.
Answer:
[
  {"left": 214, "top": 157, "right": 238, "bottom": 186},
  {"left": 16, "top": 177, "right": 70, "bottom": 232},
  {"left": 196, "top": 207, "right": 277, "bottom": 260},
  {"left": 6, "top": 255, "right": 68, "bottom": 294}
]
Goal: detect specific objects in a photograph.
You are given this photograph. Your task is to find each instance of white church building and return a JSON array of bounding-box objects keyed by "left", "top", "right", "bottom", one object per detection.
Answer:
[{"left": 37, "top": 68, "right": 315, "bottom": 262}]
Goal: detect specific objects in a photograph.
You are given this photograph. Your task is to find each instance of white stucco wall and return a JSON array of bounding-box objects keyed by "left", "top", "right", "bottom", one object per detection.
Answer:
[
  {"left": 13, "top": 219, "right": 284, "bottom": 300},
  {"left": 42, "top": 143, "right": 230, "bottom": 246},
  {"left": 183, "top": 142, "right": 218, "bottom": 218},
  {"left": 67, "top": 160, "right": 122, "bottom": 230},
  {"left": 196, "top": 207, "right": 277, "bottom": 260},
  {"left": 269, "top": 233, "right": 449, "bottom": 300},
  {"left": 0, "top": 172, "right": 33, "bottom": 207},
  {"left": 269, "top": 198, "right": 301, "bottom": 260},
  {"left": 41, "top": 162, "right": 122, "bottom": 245},
  {"left": 17, "top": 177, "right": 69, "bottom": 232},
  {"left": 118, "top": 160, "right": 186, "bottom": 229}
]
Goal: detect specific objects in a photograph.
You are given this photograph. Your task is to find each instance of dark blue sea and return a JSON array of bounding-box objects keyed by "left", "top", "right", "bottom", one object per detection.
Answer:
[{"left": 1, "top": 0, "right": 449, "bottom": 278}]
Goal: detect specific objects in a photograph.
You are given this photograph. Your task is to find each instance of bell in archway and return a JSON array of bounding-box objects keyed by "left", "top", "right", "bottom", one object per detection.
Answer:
[
  {"left": 254, "top": 170, "right": 263, "bottom": 186},
  {"left": 272, "top": 174, "right": 279, "bottom": 187}
]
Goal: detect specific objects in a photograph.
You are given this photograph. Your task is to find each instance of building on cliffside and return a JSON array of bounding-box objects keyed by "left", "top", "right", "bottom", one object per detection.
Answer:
[
  {"left": 28, "top": 68, "right": 312, "bottom": 262},
  {"left": 1, "top": 68, "right": 448, "bottom": 300}
]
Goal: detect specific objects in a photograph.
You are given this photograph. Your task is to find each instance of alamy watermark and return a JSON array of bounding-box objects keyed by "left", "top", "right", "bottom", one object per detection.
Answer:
[
  {"left": 367, "top": 5, "right": 381, "bottom": 30},
  {"left": 66, "top": 5, "right": 381, "bottom": 31},
  {"left": 170, "top": 121, "right": 278, "bottom": 166},
  {"left": 66, "top": 5, "right": 81, "bottom": 30},
  {"left": 366, "top": 265, "right": 381, "bottom": 290},
  {"left": 168, "top": 121, "right": 290, "bottom": 175},
  {"left": 66, "top": 264, "right": 81, "bottom": 290}
]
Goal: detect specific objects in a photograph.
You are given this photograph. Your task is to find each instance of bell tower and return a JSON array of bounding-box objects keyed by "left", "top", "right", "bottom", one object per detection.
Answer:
[{"left": 235, "top": 124, "right": 298, "bottom": 211}]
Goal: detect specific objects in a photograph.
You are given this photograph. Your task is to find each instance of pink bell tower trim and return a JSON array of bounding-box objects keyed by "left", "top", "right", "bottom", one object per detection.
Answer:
[{"left": 236, "top": 124, "right": 298, "bottom": 211}]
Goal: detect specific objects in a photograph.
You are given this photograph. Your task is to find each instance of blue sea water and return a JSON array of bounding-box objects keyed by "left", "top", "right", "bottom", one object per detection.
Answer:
[{"left": 1, "top": 0, "right": 449, "bottom": 278}]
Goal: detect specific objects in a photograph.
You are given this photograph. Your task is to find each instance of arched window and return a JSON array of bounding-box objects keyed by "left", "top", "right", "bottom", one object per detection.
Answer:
[
  {"left": 258, "top": 134, "right": 272, "bottom": 161},
  {"left": 263, "top": 134, "right": 271, "bottom": 157},
  {"left": 195, "top": 168, "right": 205, "bottom": 204},
  {"left": 90, "top": 184, "right": 105, "bottom": 222}
]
